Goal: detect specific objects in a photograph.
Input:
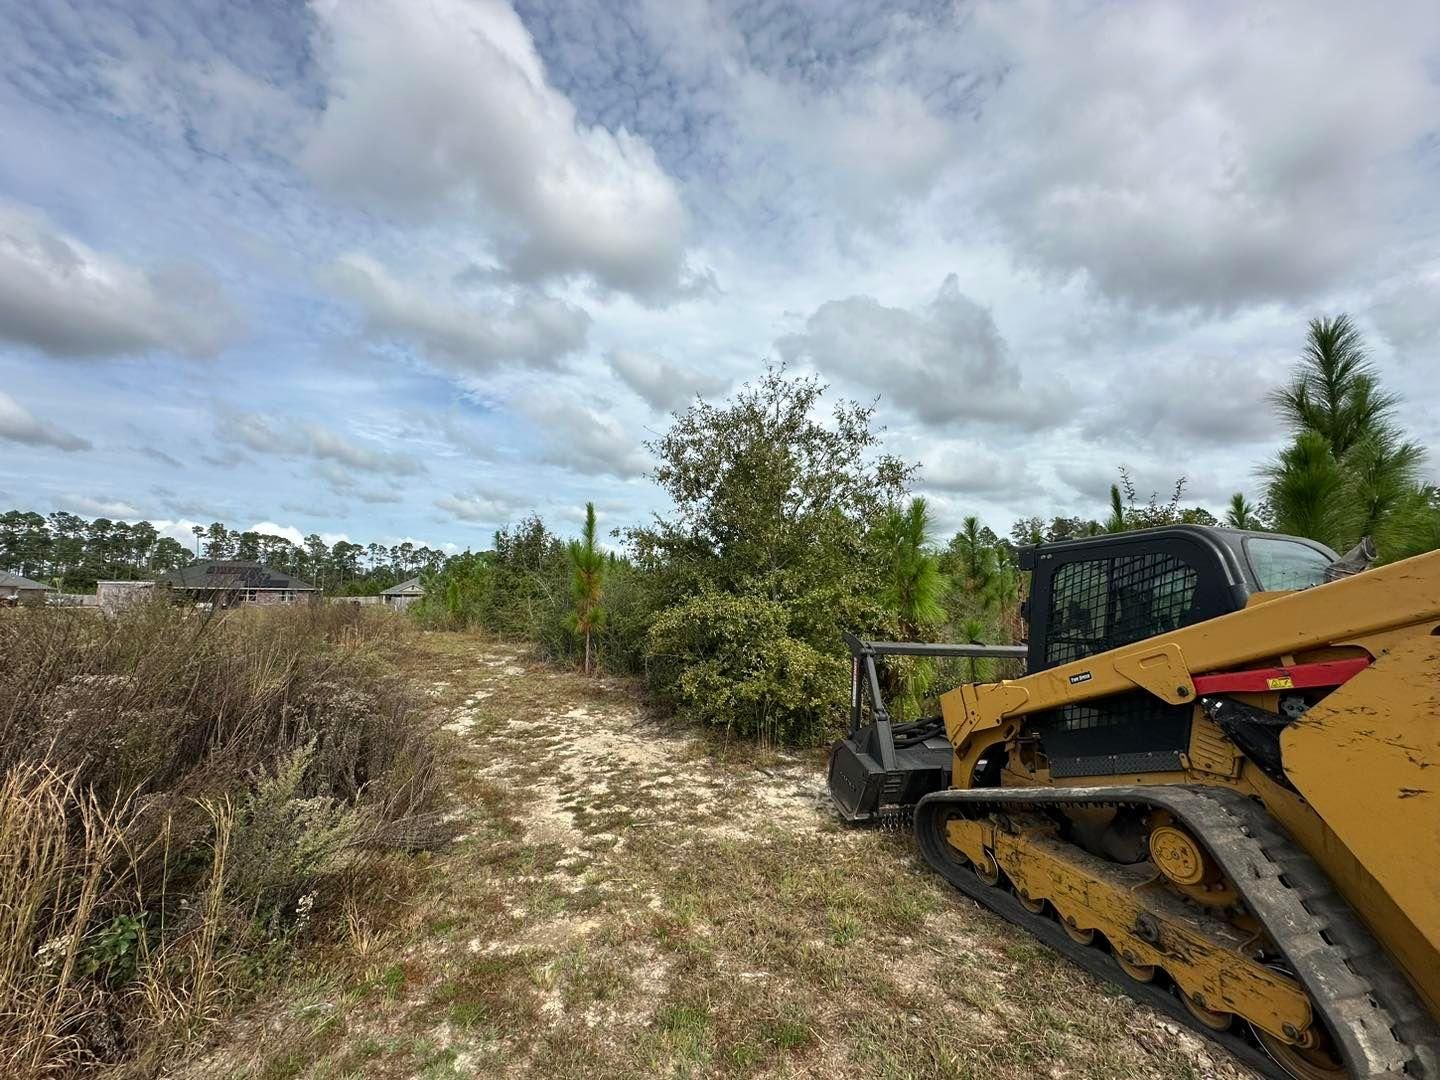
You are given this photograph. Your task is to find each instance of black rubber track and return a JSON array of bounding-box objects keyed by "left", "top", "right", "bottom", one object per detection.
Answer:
[{"left": 913, "top": 785, "right": 1440, "bottom": 1080}]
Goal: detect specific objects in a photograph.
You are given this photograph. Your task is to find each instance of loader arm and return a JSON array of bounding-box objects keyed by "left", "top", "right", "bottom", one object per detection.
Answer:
[{"left": 941, "top": 546, "right": 1440, "bottom": 749}]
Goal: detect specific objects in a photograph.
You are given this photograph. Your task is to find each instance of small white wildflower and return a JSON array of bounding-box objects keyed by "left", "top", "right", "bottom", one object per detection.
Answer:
[
  {"left": 294, "top": 891, "right": 317, "bottom": 933},
  {"left": 34, "top": 936, "right": 68, "bottom": 971}
]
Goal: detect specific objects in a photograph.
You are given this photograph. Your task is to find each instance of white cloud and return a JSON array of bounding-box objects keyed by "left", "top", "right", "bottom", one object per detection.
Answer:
[
  {"left": 917, "top": 441, "right": 1037, "bottom": 497},
  {"left": 217, "top": 412, "right": 423, "bottom": 476},
  {"left": 737, "top": 77, "right": 959, "bottom": 215},
  {"left": 1080, "top": 353, "right": 1285, "bottom": 446},
  {"left": 147, "top": 519, "right": 207, "bottom": 548},
  {"left": 310, "top": 462, "right": 407, "bottom": 505},
  {"left": 968, "top": 0, "right": 1440, "bottom": 310},
  {"left": 1054, "top": 461, "right": 1233, "bottom": 511},
  {"left": 237, "top": 522, "right": 353, "bottom": 549},
  {"left": 435, "top": 490, "right": 519, "bottom": 524},
  {"left": 608, "top": 349, "right": 729, "bottom": 413},
  {"left": 248, "top": 521, "right": 305, "bottom": 546},
  {"left": 777, "top": 274, "right": 1062, "bottom": 428},
  {"left": 304, "top": 0, "right": 688, "bottom": 297},
  {"left": 0, "top": 200, "right": 240, "bottom": 358},
  {"left": 390, "top": 536, "right": 464, "bottom": 555},
  {"left": 516, "top": 392, "right": 651, "bottom": 478},
  {"left": 1370, "top": 267, "right": 1440, "bottom": 356},
  {"left": 61, "top": 495, "right": 143, "bottom": 519},
  {"left": 323, "top": 253, "right": 589, "bottom": 372},
  {"left": 0, "top": 391, "right": 91, "bottom": 451}
]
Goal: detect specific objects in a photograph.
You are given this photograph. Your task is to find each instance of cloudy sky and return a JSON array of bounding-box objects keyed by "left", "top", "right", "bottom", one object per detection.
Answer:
[{"left": 2, "top": 0, "right": 1438, "bottom": 553}]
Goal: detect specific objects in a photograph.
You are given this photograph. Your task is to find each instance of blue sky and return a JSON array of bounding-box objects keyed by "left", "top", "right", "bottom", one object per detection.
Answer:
[{"left": 2, "top": 0, "right": 1438, "bottom": 553}]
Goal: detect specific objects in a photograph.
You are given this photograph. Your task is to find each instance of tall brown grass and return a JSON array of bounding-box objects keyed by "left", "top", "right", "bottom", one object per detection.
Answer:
[{"left": 0, "top": 601, "right": 441, "bottom": 1077}]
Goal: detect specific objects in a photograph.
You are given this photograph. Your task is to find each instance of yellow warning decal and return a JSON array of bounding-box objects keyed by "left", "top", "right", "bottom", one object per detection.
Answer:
[{"left": 1267, "top": 676, "right": 1294, "bottom": 690}]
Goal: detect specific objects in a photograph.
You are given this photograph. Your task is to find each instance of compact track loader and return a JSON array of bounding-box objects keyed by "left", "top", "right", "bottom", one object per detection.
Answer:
[{"left": 827, "top": 525, "right": 1440, "bottom": 1079}]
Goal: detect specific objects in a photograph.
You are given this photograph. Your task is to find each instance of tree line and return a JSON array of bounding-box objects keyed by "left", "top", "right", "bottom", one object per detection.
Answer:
[
  {"left": 0, "top": 512, "right": 450, "bottom": 594},
  {"left": 7, "top": 313, "right": 1433, "bottom": 741},
  {"left": 413, "top": 314, "right": 1437, "bottom": 745}
]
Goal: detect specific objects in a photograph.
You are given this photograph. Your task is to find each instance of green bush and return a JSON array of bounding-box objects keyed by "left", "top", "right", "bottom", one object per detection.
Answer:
[
  {"left": 412, "top": 517, "right": 659, "bottom": 678},
  {"left": 647, "top": 593, "right": 847, "bottom": 744}
]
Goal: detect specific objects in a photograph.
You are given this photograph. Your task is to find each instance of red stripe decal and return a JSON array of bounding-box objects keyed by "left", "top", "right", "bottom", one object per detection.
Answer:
[{"left": 1192, "top": 657, "right": 1372, "bottom": 695}]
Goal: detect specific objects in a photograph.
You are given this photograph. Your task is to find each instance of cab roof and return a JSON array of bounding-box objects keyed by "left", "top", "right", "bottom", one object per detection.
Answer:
[{"left": 1017, "top": 525, "right": 1338, "bottom": 596}]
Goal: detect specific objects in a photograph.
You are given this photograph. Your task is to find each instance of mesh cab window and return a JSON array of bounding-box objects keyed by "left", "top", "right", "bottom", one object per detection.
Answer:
[
  {"left": 1246, "top": 537, "right": 1330, "bottom": 591},
  {"left": 1046, "top": 552, "right": 1198, "bottom": 666}
]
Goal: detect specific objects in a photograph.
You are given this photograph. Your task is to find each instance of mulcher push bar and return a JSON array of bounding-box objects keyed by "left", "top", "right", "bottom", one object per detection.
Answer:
[{"left": 842, "top": 632, "right": 1027, "bottom": 736}]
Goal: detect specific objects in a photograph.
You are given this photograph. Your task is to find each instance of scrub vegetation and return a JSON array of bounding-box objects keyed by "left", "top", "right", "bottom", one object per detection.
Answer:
[{"left": 0, "top": 603, "right": 442, "bottom": 1077}]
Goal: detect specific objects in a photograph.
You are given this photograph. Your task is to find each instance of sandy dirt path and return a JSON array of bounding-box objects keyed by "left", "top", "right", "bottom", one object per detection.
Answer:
[{"left": 176, "top": 632, "right": 1254, "bottom": 1080}]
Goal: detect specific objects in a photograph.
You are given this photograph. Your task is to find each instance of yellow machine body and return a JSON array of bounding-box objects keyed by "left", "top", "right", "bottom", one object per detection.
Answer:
[{"left": 937, "top": 548, "right": 1440, "bottom": 1065}]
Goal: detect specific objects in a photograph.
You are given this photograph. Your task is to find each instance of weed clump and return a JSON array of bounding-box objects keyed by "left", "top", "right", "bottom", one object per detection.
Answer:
[{"left": 0, "top": 601, "right": 442, "bottom": 1077}]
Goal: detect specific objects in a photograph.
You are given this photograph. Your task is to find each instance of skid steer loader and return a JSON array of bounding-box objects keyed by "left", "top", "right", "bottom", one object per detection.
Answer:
[{"left": 827, "top": 525, "right": 1440, "bottom": 1079}]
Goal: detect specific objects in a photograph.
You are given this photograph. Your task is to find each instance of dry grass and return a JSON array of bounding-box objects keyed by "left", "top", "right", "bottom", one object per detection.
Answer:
[
  {"left": 0, "top": 602, "right": 443, "bottom": 1077},
  {"left": 173, "top": 629, "right": 1255, "bottom": 1080}
]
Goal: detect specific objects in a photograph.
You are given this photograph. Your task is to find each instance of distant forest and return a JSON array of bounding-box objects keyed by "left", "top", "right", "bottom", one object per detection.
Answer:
[{"left": 0, "top": 512, "right": 448, "bottom": 594}]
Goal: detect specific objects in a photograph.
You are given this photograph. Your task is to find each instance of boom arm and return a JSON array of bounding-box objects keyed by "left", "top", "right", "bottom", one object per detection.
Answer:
[{"left": 940, "top": 547, "right": 1440, "bottom": 752}]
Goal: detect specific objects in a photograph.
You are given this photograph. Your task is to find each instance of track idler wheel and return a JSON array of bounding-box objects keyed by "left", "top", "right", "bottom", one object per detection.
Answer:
[
  {"left": 973, "top": 849, "right": 1002, "bottom": 887},
  {"left": 1254, "top": 1027, "right": 1345, "bottom": 1079},
  {"left": 1015, "top": 887, "right": 1046, "bottom": 915},
  {"left": 1181, "top": 990, "right": 1234, "bottom": 1031},
  {"left": 1115, "top": 950, "right": 1157, "bottom": 983},
  {"left": 1148, "top": 816, "right": 1238, "bottom": 907},
  {"left": 1061, "top": 915, "right": 1095, "bottom": 946}
]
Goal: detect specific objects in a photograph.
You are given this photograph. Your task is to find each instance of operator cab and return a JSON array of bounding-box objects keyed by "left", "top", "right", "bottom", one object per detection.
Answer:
[
  {"left": 1017, "top": 525, "right": 1337, "bottom": 779},
  {"left": 828, "top": 526, "right": 1339, "bottom": 818},
  {"left": 1018, "top": 525, "right": 1338, "bottom": 675}
]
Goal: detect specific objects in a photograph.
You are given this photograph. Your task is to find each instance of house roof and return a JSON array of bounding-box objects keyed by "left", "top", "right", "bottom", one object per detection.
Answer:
[
  {"left": 381, "top": 576, "right": 425, "bottom": 596},
  {"left": 0, "top": 570, "right": 54, "bottom": 591},
  {"left": 156, "top": 561, "right": 317, "bottom": 591}
]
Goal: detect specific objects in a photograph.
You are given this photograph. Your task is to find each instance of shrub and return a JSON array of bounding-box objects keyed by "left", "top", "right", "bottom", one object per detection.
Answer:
[{"left": 647, "top": 593, "right": 848, "bottom": 744}]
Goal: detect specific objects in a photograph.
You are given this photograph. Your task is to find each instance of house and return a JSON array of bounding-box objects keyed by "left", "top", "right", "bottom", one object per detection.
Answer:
[
  {"left": 381, "top": 576, "right": 425, "bottom": 612},
  {"left": 0, "top": 570, "right": 54, "bottom": 606},
  {"left": 96, "top": 580, "right": 155, "bottom": 612},
  {"left": 155, "top": 561, "right": 318, "bottom": 607}
]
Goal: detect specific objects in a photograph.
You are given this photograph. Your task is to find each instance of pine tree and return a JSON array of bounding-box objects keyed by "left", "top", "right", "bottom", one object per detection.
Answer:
[
  {"left": 567, "top": 503, "right": 606, "bottom": 675},
  {"left": 1265, "top": 314, "right": 1431, "bottom": 558},
  {"left": 1105, "top": 484, "right": 1126, "bottom": 533},
  {"left": 877, "top": 498, "right": 947, "bottom": 718},
  {"left": 1225, "top": 493, "right": 1260, "bottom": 530}
]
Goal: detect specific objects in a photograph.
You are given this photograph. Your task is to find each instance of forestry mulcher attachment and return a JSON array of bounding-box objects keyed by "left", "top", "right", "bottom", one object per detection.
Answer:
[{"left": 827, "top": 525, "right": 1440, "bottom": 1079}]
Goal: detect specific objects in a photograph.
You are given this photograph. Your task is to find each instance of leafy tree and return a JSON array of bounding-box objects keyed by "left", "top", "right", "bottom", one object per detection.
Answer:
[
  {"left": 152, "top": 537, "right": 191, "bottom": 572},
  {"left": 632, "top": 368, "right": 911, "bottom": 742},
  {"left": 946, "top": 516, "right": 998, "bottom": 591},
  {"left": 1264, "top": 431, "right": 1351, "bottom": 548},
  {"left": 234, "top": 531, "right": 261, "bottom": 562},
  {"left": 1008, "top": 515, "right": 1102, "bottom": 546},
  {"left": 567, "top": 502, "right": 606, "bottom": 674},
  {"left": 1009, "top": 516, "right": 1047, "bottom": 547},
  {"left": 1271, "top": 315, "right": 1401, "bottom": 458},
  {"left": 878, "top": 499, "right": 946, "bottom": 637},
  {"left": 130, "top": 521, "right": 158, "bottom": 569}
]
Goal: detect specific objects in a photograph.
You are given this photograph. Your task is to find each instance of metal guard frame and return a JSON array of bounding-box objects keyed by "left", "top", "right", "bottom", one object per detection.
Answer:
[{"left": 843, "top": 632, "right": 1028, "bottom": 770}]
